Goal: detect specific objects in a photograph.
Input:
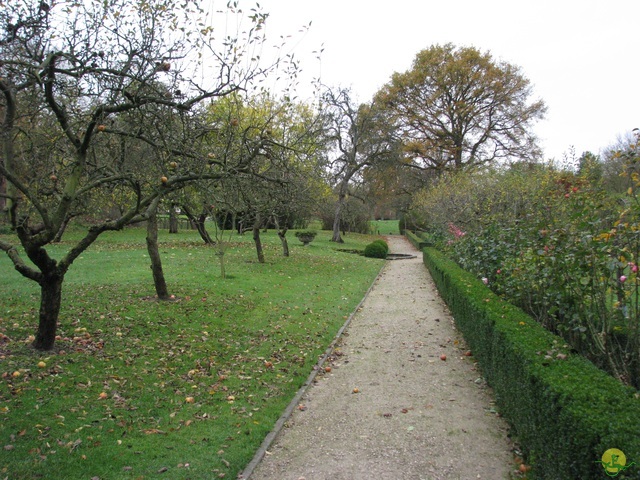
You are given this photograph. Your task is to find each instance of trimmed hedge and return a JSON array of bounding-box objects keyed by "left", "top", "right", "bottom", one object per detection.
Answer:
[
  {"left": 405, "top": 231, "right": 432, "bottom": 250},
  {"left": 423, "top": 247, "right": 640, "bottom": 479}
]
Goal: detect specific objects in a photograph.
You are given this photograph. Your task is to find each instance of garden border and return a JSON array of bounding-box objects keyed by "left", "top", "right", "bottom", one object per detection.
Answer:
[{"left": 422, "top": 245, "right": 640, "bottom": 479}]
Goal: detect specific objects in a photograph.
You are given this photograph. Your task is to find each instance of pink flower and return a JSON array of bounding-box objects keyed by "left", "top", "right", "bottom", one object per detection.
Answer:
[
  {"left": 447, "top": 223, "right": 466, "bottom": 239},
  {"left": 620, "top": 275, "right": 627, "bottom": 283},
  {"left": 482, "top": 277, "right": 489, "bottom": 285},
  {"left": 496, "top": 269, "right": 501, "bottom": 274},
  {"left": 630, "top": 263, "right": 638, "bottom": 273}
]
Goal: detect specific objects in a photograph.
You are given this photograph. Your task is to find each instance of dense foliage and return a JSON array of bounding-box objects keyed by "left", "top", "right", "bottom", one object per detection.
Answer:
[
  {"left": 363, "top": 241, "right": 387, "bottom": 259},
  {"left": 371, "top": 239, "right": 389, "bottom": 254},
  {"left": 423, "top": 246, "right": 640, "bottom": 479},
  {"left": 375, "top": 43, "right": 546, "bottom": 173},
  {"left": 410, "top": 137, "right": 640, "bottom": 388}
]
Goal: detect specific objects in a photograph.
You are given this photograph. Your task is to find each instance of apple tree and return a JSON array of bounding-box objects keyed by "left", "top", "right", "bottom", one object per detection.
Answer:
[{"left": 0, "top": 0, "right": 292, "bottom": 350}]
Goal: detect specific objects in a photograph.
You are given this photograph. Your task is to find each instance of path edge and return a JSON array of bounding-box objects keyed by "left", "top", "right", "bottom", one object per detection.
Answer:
[{"left": 238, "top": 258, "right": 389, "bottom": 479}]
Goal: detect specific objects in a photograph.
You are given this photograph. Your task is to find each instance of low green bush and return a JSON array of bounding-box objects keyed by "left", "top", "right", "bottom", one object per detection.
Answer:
[
  {"left": 372, "top": 239, "right": 389, "bottom": 254},
  {"left": 423, "top": 246, "right": 640, "bottom": 479},
  {"left": 364, "top": 242, "right": 387, "bottom": 259}
]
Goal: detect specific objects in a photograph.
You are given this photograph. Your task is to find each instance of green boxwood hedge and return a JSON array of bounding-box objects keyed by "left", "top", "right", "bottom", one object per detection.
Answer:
[
  {"left": 405, "top": 230, "right": 432, "bottom": 250},
  {"left": 423, "top": 246, "right": 640, "bottom": 479}
]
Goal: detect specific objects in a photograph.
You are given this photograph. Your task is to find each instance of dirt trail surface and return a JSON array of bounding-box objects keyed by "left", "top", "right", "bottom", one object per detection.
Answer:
[{"left": 246, "top": 236, "right": 514, "bottom": 480}]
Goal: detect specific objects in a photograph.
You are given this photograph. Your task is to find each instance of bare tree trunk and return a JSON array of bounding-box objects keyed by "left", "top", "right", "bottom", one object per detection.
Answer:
[
  {"left": 331, "top": 192, "right": 346, "bottom": 243},
  {"left": 34, "top": 271, "right": 64, "bottom": 350},
  {"left": 146, "top": 207, "right": 170, "bottom": 300},
  {"left": 182, "top": 205, "right": 215, "bottom": 244},
  {"left": 0, "top": 174, "right": 6, "bottom": 216},
  {"left": 211, "top": 212, "right": 228, "bottom": 279},
  {"left": 252, "top": 214, "right": 265, "bottom": 263},
  {"left": 275, "top": 218, "right": 289, "bottom": 257},
  {"left": 168, "top": 206, "right": 179, "bottom": 234}
]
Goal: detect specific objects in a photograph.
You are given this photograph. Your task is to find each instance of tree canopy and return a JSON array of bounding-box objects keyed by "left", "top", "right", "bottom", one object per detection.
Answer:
[{"left": 375, "top": 43, "right": 547, "bottom": 173}]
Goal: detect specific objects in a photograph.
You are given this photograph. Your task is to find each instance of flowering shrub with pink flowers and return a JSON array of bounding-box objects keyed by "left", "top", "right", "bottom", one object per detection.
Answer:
[{"left": 409, "top": 136, "right": 640, "bottom": 387}]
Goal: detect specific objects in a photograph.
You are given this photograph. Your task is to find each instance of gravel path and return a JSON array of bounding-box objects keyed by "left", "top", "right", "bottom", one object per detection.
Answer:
[{"left": 245, "top": 236, "right": 514, "bottom": 480}]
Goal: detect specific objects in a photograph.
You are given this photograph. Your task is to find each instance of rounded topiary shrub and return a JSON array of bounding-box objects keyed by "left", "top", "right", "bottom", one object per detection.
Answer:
[
  {"left": 372, "top": 239, "right": 389, "bottom": 254},
  {"left": 295, "top": 230, "right": 317, "bottom": 246},
  {"left": 364, "top": 242, "right": 387, "bottom": 259}
]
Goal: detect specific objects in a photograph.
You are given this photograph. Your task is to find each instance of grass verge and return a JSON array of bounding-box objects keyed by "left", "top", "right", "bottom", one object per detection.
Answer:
[{"left": 0, "top": 227, "right": 383, "bottom": 479}]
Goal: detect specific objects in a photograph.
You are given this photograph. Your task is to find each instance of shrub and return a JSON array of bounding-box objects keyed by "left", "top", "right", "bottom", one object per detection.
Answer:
[
  {"left": 372, "top": 239, "right": 389, "bottom": 254},
  {"left": 364, "top": 242, "right": 387, "bottom": 259},
  {"left": 294, "top": 230, "right": 317, "bottom": 246},
  {"left": 423, "top": 246, "right": 640, "bottom": 479},
  {"left": 410, "top": 158, "right": 640, "bottom": 388}
]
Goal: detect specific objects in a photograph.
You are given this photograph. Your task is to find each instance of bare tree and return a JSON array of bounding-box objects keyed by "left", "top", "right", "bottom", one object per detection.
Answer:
[
  {"left": 0, "top": 0, "right": 293, "bottom": 350},
  {"left": 321, "top": 87, "right": 394, "bottom": 243}
]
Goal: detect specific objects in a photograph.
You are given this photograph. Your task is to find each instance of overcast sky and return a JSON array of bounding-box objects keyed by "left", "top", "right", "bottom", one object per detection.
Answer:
[{"left": 257, "top": 0, "right": 639, "bottom": 161}]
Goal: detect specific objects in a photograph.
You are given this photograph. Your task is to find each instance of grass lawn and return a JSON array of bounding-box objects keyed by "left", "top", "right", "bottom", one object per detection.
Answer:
[
  {"left": 370, "top": 219, "right": 400, "bottom": 236},
  {"left": 0, "top": 227, "right": 384, "bottom": 479}
]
